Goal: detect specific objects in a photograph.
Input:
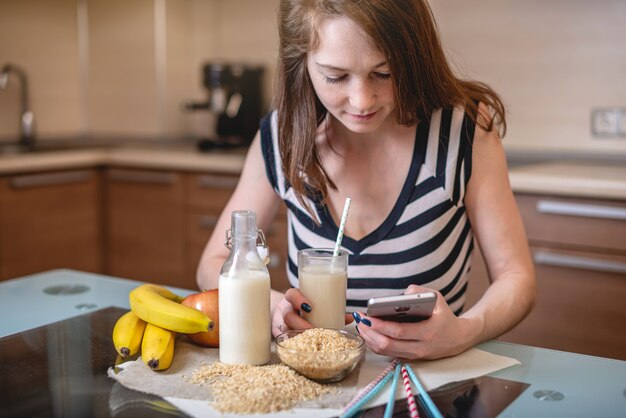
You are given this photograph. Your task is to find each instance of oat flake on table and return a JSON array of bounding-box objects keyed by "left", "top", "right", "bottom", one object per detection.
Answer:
[{"left": 188, "top": 361, "right": 337, "bottom": 414}]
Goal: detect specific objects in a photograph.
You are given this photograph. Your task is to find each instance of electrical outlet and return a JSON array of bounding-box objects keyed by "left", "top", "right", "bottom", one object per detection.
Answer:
[
  {"left": 592, "top": 107, "right": 626, "bottom": 138},
  {"left": 618, "top": 110, "right": 626, "bottom": 136},
  {"left": 592, "top": 108, "right": 619, "bottom": 136}
]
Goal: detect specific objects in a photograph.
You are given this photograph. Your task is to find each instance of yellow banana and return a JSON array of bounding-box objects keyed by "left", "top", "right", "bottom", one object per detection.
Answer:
[
  {"left": 129, "top": 284, "right": 214, "bottom": 334},
  {"left": 141, "top": 323, "right": 176, "bottom": 371},
  {"left": 112, "top": 310, "right": 147, "bottom": 358}
]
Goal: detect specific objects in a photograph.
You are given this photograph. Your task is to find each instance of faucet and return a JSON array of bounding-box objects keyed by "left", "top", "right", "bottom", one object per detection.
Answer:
[{"left": 0, "top": 63, "right": 35, "bottom": 149}]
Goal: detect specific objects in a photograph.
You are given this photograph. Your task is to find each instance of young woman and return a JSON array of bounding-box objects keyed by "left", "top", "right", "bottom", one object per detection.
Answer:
[{"left": 197, "top": 0, "right": 535, "bottom": 360}]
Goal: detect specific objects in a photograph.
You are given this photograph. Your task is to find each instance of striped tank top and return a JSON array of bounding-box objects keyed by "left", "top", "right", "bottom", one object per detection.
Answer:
[{"left": 260, "top": 106, "right": 476, "bottom": 315}]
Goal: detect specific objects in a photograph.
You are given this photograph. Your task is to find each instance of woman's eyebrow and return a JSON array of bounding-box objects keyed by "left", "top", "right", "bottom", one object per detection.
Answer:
[{"left": 314, "top": 61, "right": 388, "bottom": 71}]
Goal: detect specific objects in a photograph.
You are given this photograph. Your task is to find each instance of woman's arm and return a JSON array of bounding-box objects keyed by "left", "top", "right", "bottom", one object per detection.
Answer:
[
  {"left": 458, "top": 110, "right": 536, "bottom": 345},
  {"left": 196, "top": 132, "right": 282, "bottom": 293}
]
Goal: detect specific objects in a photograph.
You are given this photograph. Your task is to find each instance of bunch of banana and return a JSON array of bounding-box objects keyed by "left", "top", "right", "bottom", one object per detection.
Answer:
[
  {"left": 129, "top": 284, "right": 214, "bottom": 334},
  {"left": 112, "top": 284, "right": 214, "bottom": 371}
]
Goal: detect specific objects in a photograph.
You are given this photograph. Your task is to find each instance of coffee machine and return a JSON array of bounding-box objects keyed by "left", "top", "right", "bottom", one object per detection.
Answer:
[{"left": 185, "top": 62, "right": 264, "bottom": 150}]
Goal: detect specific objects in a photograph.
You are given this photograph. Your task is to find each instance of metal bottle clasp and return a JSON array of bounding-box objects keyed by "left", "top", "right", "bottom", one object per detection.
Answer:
[{"left": 224, "top": 228, "right": 271, "bottom": 265}]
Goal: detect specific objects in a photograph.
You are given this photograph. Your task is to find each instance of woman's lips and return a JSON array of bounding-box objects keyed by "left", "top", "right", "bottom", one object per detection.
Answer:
[{"left": 349, "top": 111, "right": 377, "bottom": 121}]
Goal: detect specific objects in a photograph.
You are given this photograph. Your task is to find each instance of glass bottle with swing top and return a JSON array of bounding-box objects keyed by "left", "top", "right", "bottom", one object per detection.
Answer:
[{"left": 218, "top": 210, "right": 271, "bottom": 365}]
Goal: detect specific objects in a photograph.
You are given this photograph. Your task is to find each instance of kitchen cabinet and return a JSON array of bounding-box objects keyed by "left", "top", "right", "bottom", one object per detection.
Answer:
[
  {"left": 104, "top": 168, "right": 185, "bottom": 287},
  {"left": 185, "top": 173, "right": 238, "bottom": 290},
  {"left": 185, "top": 173, "right": 291, "bottom": 292},
  {"left": 466, "top": 193, "right": 626, "bottom": 360},
  {"left": 0, "top": 169, "right": 103, "bottom": 280}
]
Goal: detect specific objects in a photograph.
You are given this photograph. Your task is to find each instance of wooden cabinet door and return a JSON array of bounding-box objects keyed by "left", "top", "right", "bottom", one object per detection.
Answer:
[
  {"left": 0, "top": 170, "right": 102, "bottom": 280},
  {"left": 185, "top": 173, "right": 238, "bottom": 289},
  {"left": 467, "top": 244, "right": 626, "bottom": 360},
  {"left": 186, "top": 210, "right": 220, "bottom": 290},
  {"left": 507, "top": 247, "right": 626, "bottom": 360},
  {"left": 105, "top": 168, "right": 185, "bottom": 287}
]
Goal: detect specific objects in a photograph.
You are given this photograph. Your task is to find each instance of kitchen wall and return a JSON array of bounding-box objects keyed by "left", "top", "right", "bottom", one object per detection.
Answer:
[
  {"left": 0, "top": 0, "right": 83, "bottom": 138},
  {"left": 1, "top": 0, "right": 624, "bottom": 158},
  {"left": 431, "top": 0, "right": 626, "bottom": 158},
  {"left": 0, "top": 0, "right": 278, "bottom": 141}
]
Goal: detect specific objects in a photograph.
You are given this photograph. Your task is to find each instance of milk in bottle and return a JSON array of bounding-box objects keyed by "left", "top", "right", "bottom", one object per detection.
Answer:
[{"left": 218, "top": 210, "right": 271, "bottom": 365}]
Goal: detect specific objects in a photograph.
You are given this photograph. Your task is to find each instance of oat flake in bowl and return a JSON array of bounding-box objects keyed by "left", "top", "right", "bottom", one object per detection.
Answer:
[{"left": 276, "top": 328, "right": 365, "bottom": 383}]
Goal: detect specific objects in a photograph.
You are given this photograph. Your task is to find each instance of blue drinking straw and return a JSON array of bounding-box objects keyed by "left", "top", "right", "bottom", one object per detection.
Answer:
[{"left": 384, "top": 362, "right": 402, "bottom": 418}]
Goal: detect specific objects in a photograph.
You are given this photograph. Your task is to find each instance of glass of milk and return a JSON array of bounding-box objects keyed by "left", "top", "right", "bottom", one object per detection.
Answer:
[{"left": 298, "top": 248, "right": 348, "bottom": 330}]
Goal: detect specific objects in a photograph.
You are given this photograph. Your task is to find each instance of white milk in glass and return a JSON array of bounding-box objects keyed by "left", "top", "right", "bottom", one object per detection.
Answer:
[
  {"left": 219, "top": 270, "right": 271, "bottom": 365},
  {"left": 298, "top": 249, "right": 348, "bottom": 330}
]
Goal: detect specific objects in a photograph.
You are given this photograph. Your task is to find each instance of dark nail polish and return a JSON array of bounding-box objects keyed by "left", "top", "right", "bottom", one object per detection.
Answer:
[
  {"left": 361, "top": 318, "right": 372, "bottom": 327},
  {"left": 352, "top": 312, "right": 361, "bottom": 324},
  {"left": 355, "top": 325, "right": 360, "bottom": 334},
  {"left": 301, "top": 303, "right": 312, "bottom": 313}
]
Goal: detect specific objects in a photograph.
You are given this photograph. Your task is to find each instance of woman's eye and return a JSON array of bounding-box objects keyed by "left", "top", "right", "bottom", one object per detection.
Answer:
[
  {"left": 374, "top": 72, "right": 391, "bottom": 80},
  {"left": 323, "top": 75, "right": 347, "bottom": 84}
]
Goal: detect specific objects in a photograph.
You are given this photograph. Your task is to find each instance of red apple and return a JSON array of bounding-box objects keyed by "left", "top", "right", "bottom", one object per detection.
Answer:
[{"left": 181, "top": 289, "right": 219, "bottom": 347}]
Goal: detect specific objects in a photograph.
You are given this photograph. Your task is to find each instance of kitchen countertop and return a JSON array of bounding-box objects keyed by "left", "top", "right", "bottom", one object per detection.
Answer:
[
  {"left": 0, "top": 142, "right": 246, "bottom": 175},
  {"left": 1, "top": 142, "right": 625, "bottom": 200},
  {"left": 508, "top": 161, "right": 626, "bottom": 201}
]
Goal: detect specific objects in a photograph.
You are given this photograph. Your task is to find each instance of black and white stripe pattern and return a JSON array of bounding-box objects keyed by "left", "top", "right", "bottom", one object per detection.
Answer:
[{"left": 260, "top": 106, "right": 476, "bottom": 315}]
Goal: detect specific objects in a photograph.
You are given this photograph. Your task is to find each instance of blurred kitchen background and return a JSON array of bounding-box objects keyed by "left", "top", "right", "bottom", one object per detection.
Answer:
[
  {"left": 0, "top": 0, "right": 625, "bottom": 360},
  {"left": 1, "top": 0, "right": 625, "bottom": 156},
  {"left": 0, "top": 0, "right": 279, "bottom": 146}
]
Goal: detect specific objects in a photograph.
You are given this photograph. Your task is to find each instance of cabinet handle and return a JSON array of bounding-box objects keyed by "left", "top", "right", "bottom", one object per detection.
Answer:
[
  {"left": 10, "top": 170, "right": 91, "bottom": 188},
  {"left": 108, "top": 169, "right": 175, "bottom": 185},
  {"left": 533, "top": 250, "right": 626, "bottom": 274},
  {"left": 536, "top": 200, "right": 626, "bottom": 221},
  {"left": 198, "top": 215, "right": 219, "bottom": 229},
  {"left": 197, "top": 175, "right": 238, "bottom": 189}
]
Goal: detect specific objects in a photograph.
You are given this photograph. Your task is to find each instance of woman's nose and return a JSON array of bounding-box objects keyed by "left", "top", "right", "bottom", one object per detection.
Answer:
[{"left": 349, "top": 81, "right": 376, "bottom": 111}]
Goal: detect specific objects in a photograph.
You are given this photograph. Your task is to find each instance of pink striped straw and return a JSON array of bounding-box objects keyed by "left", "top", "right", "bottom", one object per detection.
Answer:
[
  {"left": 341, "top": 358, "right": 400, "bottom": 414},
  {"left": 401, "top": 365, "right": 420, "bottom": 418}
]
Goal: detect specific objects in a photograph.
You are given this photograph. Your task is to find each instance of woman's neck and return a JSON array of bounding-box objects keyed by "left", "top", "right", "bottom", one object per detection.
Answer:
[{"left": 323, "top": 113, "right": 414, "bottom": 156}]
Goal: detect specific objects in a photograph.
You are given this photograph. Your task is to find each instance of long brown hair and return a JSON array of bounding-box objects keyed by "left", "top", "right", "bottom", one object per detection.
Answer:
[{"left": 276, "top": 0, "right": 506, "bottom": 215}]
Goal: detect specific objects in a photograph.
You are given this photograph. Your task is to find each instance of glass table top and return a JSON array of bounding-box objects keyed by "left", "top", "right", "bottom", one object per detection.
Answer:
[{"left": 0, "top": 269, "right": 625, "bottom": 418}]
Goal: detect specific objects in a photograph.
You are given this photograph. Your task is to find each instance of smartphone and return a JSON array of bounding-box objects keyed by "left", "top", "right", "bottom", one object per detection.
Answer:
[{"left": 366, "top": 292, "right": 437, "bottom": 323}]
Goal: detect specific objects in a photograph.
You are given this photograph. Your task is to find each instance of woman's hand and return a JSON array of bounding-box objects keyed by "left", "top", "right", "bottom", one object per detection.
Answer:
[
  {"left": 355, "top": 285, "right": 481, "bottom": 360},
  {"left": 271, "top": 288, "right": 355, "bottom": 337},
  {"left": 271, "top": 288, "right": 314, "bottom": 337}
]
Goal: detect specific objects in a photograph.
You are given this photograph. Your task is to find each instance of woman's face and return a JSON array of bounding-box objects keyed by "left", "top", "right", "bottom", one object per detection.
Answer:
[{"left": 307, "top": 16, "right": 396, "bottom": 134}]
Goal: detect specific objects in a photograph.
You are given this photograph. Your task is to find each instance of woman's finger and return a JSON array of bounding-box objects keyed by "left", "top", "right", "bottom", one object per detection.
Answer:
[
  {"left": 283, "top": 309, "right": 313, "bottom": 331},
  {"left": 284, "top": 288, "right": 313, "bottom": 314},
  {"left": 357, "top": 312, "right": 425, "bottom": 341},
  {"left": 357, "top": 321, "right": 425, "bottom": 359},
  {"left": 404, "top": 284, "right": 432, "bottom": 295},
  {"left": 272, "top": 298, "right": 291, "bottom": 336}
]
